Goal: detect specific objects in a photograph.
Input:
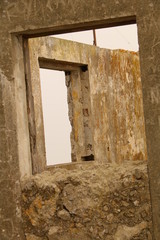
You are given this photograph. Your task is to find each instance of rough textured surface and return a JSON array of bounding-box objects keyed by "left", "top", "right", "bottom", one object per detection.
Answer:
[
  {"left": 0, "top": 1, "right": 160, "bottom": 239},
  {"left": 92, "top": 49, "right": 147, "bottom": 163},
  {"left": 21, "top": 161, "right": 152, "bottom": 240},
  {"left": 29, "top": 37, "right": 147, "bottom": 167}
]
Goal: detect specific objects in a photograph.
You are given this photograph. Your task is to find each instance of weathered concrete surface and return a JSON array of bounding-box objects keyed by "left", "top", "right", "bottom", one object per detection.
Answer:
[
  {"left": 0, "top": 1, "right": 160, "bottom": 239},
  {"left": 21, "top": 161, "right": 152, "bottom": 240},
  {"left": 29, "top": 37, "right": 147, "bottom": 166},
  {"left": 92, "top": 48, "right": 147, "bottom": 163}
]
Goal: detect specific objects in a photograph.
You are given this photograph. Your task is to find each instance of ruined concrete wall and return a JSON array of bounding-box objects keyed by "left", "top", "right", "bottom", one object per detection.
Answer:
[
  {"left": 1, "top": 1, "right": 160, "bottom": 239},
  {"left": 21, "top": 161, "right": 152, "bottom": 240},
  {"left": 22, "top": 38, "right": 150, "bottom": 240},
  {"left": 28, "top": 37, "right": 147, "bottom": 166}
]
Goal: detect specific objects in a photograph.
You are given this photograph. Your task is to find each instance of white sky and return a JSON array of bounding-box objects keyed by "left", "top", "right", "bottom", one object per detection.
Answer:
[
  {"left": 40, "top": 70, "right": 71, "bottom": 165},
  {"left": 40, "top": 24, "right": 139, "bottom": 165}
]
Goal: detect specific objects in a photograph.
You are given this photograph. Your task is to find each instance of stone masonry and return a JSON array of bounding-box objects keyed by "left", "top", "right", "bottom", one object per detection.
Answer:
[{"left": 22, "top": 161, "right": 152, "bottom": 240}]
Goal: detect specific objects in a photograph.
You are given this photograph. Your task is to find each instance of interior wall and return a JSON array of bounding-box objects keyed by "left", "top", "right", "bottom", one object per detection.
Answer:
[{"left": 28, "top": 36, "right": 147, "bottom": 167}]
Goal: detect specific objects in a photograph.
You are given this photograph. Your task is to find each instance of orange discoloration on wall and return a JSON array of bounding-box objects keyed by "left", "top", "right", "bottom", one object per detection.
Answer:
[
  {"left": 73, "top": 111, "right": 80, "bottom": 142},
  {"left": 25, "top": 196, "right": 42, "bottom": 226},
  {"left": 92, "top": 49, "right": 147, "bottom": 163},
  {"left": 24, "top": 194, "right": 57, "bottom": 228},
  {"left": 72, "top": 90, "right": 78, "bottom": 100}
]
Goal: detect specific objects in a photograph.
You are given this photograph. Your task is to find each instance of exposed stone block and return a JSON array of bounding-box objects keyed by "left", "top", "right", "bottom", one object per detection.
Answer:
[{"left": 21, "top": 161, "right": 152, "bottom": 240}]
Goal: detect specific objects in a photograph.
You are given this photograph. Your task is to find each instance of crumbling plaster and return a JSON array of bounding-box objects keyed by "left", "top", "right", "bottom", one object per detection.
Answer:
[{"left": 0, "top": 0, "right": 160, "bottom": 239}]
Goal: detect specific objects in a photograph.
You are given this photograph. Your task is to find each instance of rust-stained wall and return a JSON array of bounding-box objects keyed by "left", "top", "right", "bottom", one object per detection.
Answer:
[
  {"left": 28, "top": 37, "right": 147, "bottom": 169},
  {"left": 93, "top": 49, "right": 147, "bottom": 163}
]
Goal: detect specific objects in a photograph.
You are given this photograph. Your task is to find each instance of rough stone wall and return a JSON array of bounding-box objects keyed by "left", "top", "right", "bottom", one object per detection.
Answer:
[
  {"left": 21, "top": 161, "right": 152, "bottom": 240},
  {"left": 28, "top": 37, "right": 147, "bottom": 166}
]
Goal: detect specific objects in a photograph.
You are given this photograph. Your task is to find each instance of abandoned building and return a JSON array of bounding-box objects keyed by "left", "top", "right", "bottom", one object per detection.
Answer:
[{"left": 0, "top": 1, "right": 160, "bottom": 239}]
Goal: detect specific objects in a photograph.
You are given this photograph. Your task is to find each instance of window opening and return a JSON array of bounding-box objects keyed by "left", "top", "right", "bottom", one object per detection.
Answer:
[
  {"left": 24, "top": 21, "right": 147, "bottom": 173},
  {"left": 39, "top": 69, "right": 72, "bottom": 165}
]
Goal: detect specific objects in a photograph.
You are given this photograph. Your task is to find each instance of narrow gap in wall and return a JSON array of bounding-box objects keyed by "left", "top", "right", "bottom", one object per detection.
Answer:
[
  {"left": 81, "top": 154, "right": 94, "bottom": 161},
  {"left": 39, "top": 69, "right": 72, "bottom": 165}
]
